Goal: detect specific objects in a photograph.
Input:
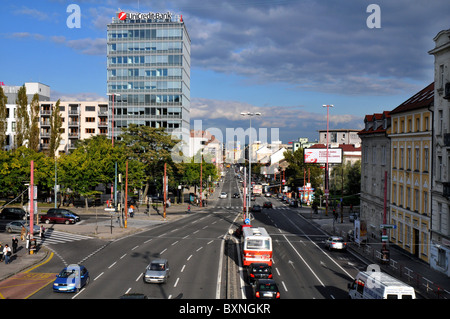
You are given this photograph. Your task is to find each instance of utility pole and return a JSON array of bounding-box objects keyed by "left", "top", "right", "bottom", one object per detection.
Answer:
[
  {"left": 164, "top": 162, "right": 167, "bottom": 219},
  {"left": 124, "top": 161, "right": 128, "bottom": 228},
  {"left": 322, "top": 104, "right": 334, "bottom": 215}
]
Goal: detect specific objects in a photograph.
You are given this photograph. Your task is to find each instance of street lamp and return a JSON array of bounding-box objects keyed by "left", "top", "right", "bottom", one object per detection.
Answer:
[
  {"left": 322, "top": 104, "right": 333, "bottom": 216},
  {"left": 241, "top": 112, "right": 261, "bottom": 219},
  {"left": 107, "top": 93, "right": 120, "bottom": 209}
]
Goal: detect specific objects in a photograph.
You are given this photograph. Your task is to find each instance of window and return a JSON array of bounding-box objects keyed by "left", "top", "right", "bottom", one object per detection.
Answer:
[
  {"left": 407, "top": 148, "right": 411, "bottom": 170},
  {"left": 414, "top": 189, "right": 419, "bottom": 212},
  {"left": 85, "top": 117, "right": 95, "bottom": 123},
  {"left": 85, "top": 128, "right": 95, "bottom": 134},
  {"left": 424, "top": 148, "right": 429, "bottom": 172},
  {"left": 439, "top": 64, "right": 445, "bottom": 90},
  {"left": 423, "top": 192, "right": 428, "bottom": 215},
  {"left": 438, "top": 110, "right": 443, "bottom": 135},
  {"left": 400, "top": 148, "right": 404, "bottom": 169},
  {"left": 438, "top": 156, "right": 443, "bottom": 181},
  {"left": 415, "top": 148, "right": 420, "bottom": 171}
]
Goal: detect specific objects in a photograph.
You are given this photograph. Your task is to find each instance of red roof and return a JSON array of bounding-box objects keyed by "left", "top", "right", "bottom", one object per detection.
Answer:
[{"left": 390, "top": 82, "right": 434, "bottom": 114}]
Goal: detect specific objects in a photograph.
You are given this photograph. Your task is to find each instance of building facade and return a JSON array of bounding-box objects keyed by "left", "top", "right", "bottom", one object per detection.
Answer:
[
  {"left": 2, "top": 82, "right": 50, "bottom": 150},
  {"left": 388, "top": 83, "right": 433, "bottom": 263},
  {"left": 428, "top": 29, "right": 450, "bottom": 276},
  {"left": 318, "top": 129, "right": 361, "bottom": 145},
  {"left": 358, "top": 111, "right": 391, "bottom": 241},
  {"left": 106, "top": 11, "right": 191, "bottom": 141},
  {"left": 39, "top": 101, "right": 109, "bottom": 155}
]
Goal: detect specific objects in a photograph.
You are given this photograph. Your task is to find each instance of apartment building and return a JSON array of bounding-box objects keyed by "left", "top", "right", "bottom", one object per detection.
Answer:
[
  {"left": 428, "top": 28, "right": 450, "bottom": 276},
  {"left": 388, "top": 83, "right": 434, "bottom": 263},
  {"left": 358, "top": 111, "right": 391, "bottom": 241},
  {"left": 2, "top": 82, "right": 50, "bottom": 150},
  {"left": 39, "top": 101, "right": 108, "bottom": 155}
]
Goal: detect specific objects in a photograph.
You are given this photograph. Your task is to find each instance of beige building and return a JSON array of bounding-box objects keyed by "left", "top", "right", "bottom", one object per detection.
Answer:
[
  {"left": 39, "top": 101, "right": 108, "bottom": 155},
  {"left": 388, "top": 83, "right": 434, "bottom": 263}
]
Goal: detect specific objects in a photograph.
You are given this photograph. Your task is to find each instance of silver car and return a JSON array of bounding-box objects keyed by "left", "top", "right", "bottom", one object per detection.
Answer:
[
  {"left": 325, "top": 236, "right": 347, "bottom": 251},
  {"left": 5, "top": 221, "right": 40, "bottom": 234},
  {"left": 143, "top": 259, "right": 170, "bottom": 284}
]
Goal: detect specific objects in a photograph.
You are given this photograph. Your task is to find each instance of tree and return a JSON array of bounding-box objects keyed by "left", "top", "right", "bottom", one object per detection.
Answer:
[
  {"left": 15, "top": 85, "right": 29, "bottom": 148},
  {"left": 283, "top": 148, "right": 323, "bottom": 190},
  {"left": 28, "top": 93, "right": 40, "bottom": 152},
  {"left": 0, "top": 87, "right": 7, "bottom": 149},
  {"left": 119, "top": 125, "right": 179, "bottom": 197},
  {"left": 49, "top": 99, "right": 62, "bottom": 158}
]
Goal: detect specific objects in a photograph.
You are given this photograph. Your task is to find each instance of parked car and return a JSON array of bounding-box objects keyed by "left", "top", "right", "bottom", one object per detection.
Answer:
[
  {"left": 0, "top": 207, "right": 28, "bottom": 220},
  {"left": 219, "top": 192, "right": 227, "bottom": 199},
  {"left": 144, "top": 259, "right": 170, "bottom": 284},
  {"left": 253, "top": 279, "right": 280, "bottom": 299},
  {"left": 53, "top": 264, "right": 90, "bottom": 292},
  {"left": 325, "top": 236, "right": 347, "bottom": 251},
  {"left": 46, "top": 208, "right": 81, "bottom": 222},
  {"left": 247, "top": 263, "right": 273, "bottom": 283},
  {"left": 40, "top": 210, "right": 77, "bottom": 225},
  {"left": 5, "top": 220, "right": 40, "bottom": 234},
  {"left": 251, "top": 205, "right": 262, "bottom": 212},
  {"left": 263, "top": 202, "right": 273, "bottom": 208}
]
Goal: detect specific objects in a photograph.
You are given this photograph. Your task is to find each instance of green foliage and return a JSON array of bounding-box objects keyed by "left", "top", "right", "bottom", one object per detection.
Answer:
[{"left": 283, "top": 148, "right": 323, "bottom": 189}]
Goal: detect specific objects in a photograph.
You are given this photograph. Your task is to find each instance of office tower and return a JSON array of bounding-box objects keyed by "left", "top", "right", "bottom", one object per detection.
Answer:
[{"left": 107, "top": 10, "right": 190, "bottom": 141}]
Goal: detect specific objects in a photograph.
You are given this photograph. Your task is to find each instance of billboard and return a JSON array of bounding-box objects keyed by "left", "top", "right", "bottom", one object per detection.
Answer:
[{"left": 303, "top": 148, "right": 343, "bottom": 164}]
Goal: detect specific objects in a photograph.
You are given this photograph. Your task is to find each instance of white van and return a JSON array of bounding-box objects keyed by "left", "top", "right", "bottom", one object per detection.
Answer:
[{"left": 348, "top": 271, "right": 416, "bottom": 299}]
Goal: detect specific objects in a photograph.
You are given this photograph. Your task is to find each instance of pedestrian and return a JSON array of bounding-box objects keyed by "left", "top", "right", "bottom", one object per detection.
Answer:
[
  {"left": 3, "top": 244, "right": 11, "bottom": 264},
  {"left": 20, "top": 226, "right": 26, "bottom": 241},
  {"left": 128, "top": 205, "right": 134, "bottom": 218},
  {"left": 0, "top": 242, "right": 3, "bottom": 262},
  {"left": 187, "top": 204, "right": 191, "bottom": 213},
  {"left": 40, "top": 225, "right": 45, "bottom": 240},
  {"left": 12, "top": 236, "right": 18, "bottom": 254}
]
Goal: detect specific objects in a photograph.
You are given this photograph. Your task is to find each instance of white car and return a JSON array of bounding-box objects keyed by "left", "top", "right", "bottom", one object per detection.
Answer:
[
  {"left": 220, "top": 192, "right": 227, "bottom": 199},
  {"left": 325, "top": 236, "right": 347, "bottom": 251}
]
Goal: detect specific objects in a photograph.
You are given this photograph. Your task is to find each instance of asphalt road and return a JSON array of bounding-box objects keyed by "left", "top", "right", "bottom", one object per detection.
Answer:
[{"left": 25, "top": 167, "right": 369, "bottom": 299}]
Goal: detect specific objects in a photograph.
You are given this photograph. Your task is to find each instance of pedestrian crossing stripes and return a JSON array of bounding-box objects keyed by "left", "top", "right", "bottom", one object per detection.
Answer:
[{"left": 38, "top": 229, "right": 92, "bottom": 245}]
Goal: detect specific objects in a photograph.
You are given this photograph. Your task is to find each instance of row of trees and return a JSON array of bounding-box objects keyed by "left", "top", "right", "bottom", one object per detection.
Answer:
[
  {"left": 0, "top": 124, "right": 219, "bottom": 206},
  {"left": 0, "top": 86, "right": 62, "bottom": 156}
]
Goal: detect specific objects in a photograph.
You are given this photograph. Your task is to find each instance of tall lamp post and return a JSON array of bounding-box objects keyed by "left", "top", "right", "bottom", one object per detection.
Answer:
[
  {"left": 322, "top": 104, "right": 333, "bottom": 216},
  {"left": 241, "top": 112, "right": 261, "bottom": 220},
  {"left": 107, "top": 93, "right": 120, "bottom": 210}
]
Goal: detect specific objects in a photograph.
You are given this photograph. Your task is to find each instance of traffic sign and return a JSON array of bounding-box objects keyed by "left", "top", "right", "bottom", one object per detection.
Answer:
[
  {"left": 380, "top": 224, "right": 396, "bottom": 229},
  {"left": 244, "top": 218, "right": 251, "bottom": 225}
]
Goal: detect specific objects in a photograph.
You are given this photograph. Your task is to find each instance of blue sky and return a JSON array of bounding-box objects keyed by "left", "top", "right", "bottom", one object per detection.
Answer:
[{"left": 1, "top": 0, "right": 448, "bottom": 143}]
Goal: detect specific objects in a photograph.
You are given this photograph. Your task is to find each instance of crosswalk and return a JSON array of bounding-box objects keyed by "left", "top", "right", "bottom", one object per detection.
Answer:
[{"left": 38, "top": 229, "right": 92, "bottom": 245}]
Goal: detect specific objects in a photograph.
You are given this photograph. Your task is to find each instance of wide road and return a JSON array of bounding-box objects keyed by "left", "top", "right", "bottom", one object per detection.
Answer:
[
  {"left": 30, "top": 169, "right": 243, "bottom": 299},
  {"left": 244, "top": 194, "right": 369, "bottom": 299}
]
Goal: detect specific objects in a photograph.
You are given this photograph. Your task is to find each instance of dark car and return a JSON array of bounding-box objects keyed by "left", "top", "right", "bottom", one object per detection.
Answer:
[
  {"left": 263, "top": 201, "right": 272, "bottom": 209},
  {"left": 251, "top": 205, "right": 262, "bottom": 212},
  {"left": 253, "top": 279, "right": 280, "bottom": 299},
  {"left": 53, "top": 264, "right": 90, "bottom": 292},
  {"left": 247, "top": 263, "right": 273, "bottom": 283},
  {"left": 40, "top": 209, "right": 77, "bottom": 225},
  {"left": 0, "top": 207, "right": 28, "bottom": 220},
  {"left": 46, "top": 208, "right": 81, "bottom": 222},
  {"left": 233, "top": 192, "right": 240, "bottom": 198}
]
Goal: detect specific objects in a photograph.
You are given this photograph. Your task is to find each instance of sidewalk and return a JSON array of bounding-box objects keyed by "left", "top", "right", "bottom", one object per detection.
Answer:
[
  {"left": 0, "top": 201, "right": 206, "bottom": 283},
  {"left": 297, "top": 206, "right": 450, "bottom": 299}
]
